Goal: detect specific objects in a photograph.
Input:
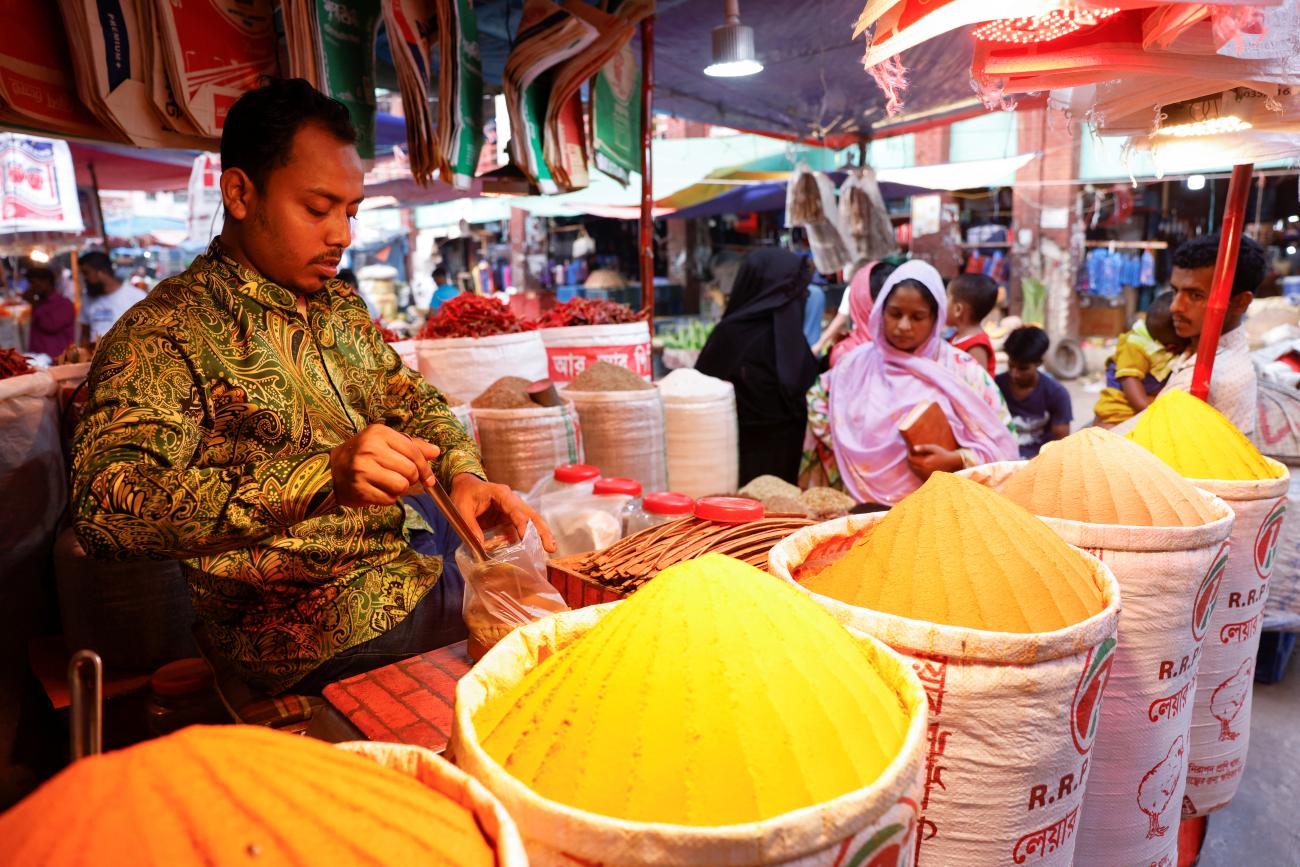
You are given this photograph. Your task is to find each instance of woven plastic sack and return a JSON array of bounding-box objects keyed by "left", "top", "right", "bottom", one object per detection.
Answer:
[
  {"left": 1255, "top": 381, "right": 1300, "bottom": 631},
  {"left": 561, "top": 387, "right": 667, "bottom": 492},
  {"left": 0, "top": 371, "right": 64, "bottom": 670},
  {"left": 335, "top": 741, "right": 529, "bottom": 866},
  {"left": 769, "top": 514, "right": 1122, "bottom": 867},
  {"left": 451, "top": 602, "right": 929, "bottom": 867},
  {"left": 658, "top": 372, "right": 739, "bottom": 499},
  {"left": 1181, "top": 464, "right": 1291, "bottom": 817},
  {"left": 473, "top": 403, "right": 583, "bottom": 494},
  {"left": 960, "top": 462, "right": 1234, "bottom": 866},
  {"left": 416, "top": 332, "right": 549, "bottom": 405},
  {"left": 539, "top": 322, "right": 652, "bottom": 383}
]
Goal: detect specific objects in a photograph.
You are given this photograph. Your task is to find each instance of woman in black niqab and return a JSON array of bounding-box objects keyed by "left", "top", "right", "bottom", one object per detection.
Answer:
[{"left": 696, "top": 247, "right": 820, "bottom": 485}]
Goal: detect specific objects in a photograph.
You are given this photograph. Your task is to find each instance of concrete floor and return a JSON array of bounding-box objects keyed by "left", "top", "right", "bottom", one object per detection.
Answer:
[{"left": 1059, "top": 376, "right": 1300, "bottom": 866}]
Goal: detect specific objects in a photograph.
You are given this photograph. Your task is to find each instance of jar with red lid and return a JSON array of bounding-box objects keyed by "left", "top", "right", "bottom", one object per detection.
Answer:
[
  {"left": 626, "top": 491, "right": 696, "bottom": 535},
  {"left": 146, "top": 658, "right": 227, "bottom": 736},
  {"left": 527, "top": 463, "right": 601, "bottom": 502},
  {"left": 595, "top": 478, "right": 645, "bottom": 533}
]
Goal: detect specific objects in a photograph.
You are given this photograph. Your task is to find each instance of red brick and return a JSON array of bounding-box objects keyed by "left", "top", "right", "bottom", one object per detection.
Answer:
[
  {"left": 359, "top": 683, "right": 418, "bottom": 728},
  {"left": 416, "top": 661, "right": 462, "bottom": 698},
  {"left": 349, "top": 708, "right": 397, "bottom": 743},
  {"left": 398, "top": 720, "right": 448, "bottom": 751},
  {"left": 372, "top": 663, "right": 420, "bottom": 696},
  {"left": 323, "top": 683, "right": 359, "bottom": 714},
  {"left": 403, "top": 686, "right": 455, "bottom": 723}
]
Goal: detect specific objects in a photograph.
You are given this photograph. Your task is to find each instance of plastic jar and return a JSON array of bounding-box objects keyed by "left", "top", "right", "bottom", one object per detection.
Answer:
[
  {"left": 146, "top": 658, "right": 227, "bottom": 736},
  {"left": 526, "top": 463, "right": 600, "bottom": 502},
  {"left": 595, "top": 477, "right": 644, "bottom": 533},
  {"left": 626, "top": 491, "right": 697, "bottom": 535}
]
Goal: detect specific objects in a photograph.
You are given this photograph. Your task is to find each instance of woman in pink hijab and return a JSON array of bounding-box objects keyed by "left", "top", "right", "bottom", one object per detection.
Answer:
[{"left": 801, "top": 260, "right": 1017, "bottom": 504}]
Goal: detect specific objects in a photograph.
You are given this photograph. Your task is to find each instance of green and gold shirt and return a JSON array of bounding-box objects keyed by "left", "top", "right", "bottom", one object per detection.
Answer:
[{"left": 71, "top": 242, "right": 482, "bottom": 694}]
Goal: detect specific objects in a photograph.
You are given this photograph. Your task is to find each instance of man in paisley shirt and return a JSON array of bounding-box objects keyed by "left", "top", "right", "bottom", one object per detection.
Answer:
[{"left": 71, "top": 80, "right": 554, "bottom": 695}]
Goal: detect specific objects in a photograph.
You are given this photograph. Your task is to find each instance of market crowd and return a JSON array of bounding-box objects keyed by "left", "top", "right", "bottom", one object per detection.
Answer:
[{"left": 698, "top": 233, "right": 1268, "bottom": 507}]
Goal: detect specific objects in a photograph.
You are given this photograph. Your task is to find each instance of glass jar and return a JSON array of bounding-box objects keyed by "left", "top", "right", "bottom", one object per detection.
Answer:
[
  {"left": 146, "top": 658, "right": 227, "bottom": 736},
  {"left": 626, "top": 491, "right": 696, "bottom": 535}
]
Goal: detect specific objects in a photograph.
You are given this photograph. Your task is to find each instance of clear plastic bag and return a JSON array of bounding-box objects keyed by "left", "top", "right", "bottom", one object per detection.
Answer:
[{"left": 458, "top": 524, "right": 569, "bottom": 660}]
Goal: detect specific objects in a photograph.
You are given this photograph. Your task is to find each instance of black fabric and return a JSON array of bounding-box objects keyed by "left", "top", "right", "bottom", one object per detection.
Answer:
[
  {"left": 739, "top": 420, "right": 808, "bottom": 487},
  {"left": 696, "top": 248, "right": 820, "bottom": 428}
]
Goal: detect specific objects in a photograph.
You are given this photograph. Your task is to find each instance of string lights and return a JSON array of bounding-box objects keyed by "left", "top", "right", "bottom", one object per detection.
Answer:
[
  {"left": 972, "top": 7, "right": 1121, "bottom": 44},
  {"left": 1155, "top": 115, "right": 1253, "bottom": 138}
]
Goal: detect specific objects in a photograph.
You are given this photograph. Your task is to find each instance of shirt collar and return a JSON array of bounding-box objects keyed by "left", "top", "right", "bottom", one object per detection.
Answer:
[{"left": 202, "top": 239, "right": 353, "bottom": 311}]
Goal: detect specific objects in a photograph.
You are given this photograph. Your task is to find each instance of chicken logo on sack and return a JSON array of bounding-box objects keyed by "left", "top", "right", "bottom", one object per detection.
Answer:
[
  {"left": 1191, "top": 543, "right": 1229, "bottom": 642},
  {"left": 1254, "top": 499, "right": 1287, "bottom": 580},
  {"left": 1138, "top": 735, "right": 1185, "bottom": 840},
  {"left": 1212, "top": 657, "right": 1254, "bottom": 742},
  {"left": 1070, "top": 636, "right": 1116, "bottom": 755}
]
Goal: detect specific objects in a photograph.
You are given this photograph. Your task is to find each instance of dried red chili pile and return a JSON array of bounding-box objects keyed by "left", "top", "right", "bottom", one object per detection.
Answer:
[
  {"left": 418, "top": 293, "right": 529, "bottom": 339},
  {"left": 0, "top": 348, "right": 33, "bottom": 380},
  {"left": 533, "top": 298, "right": 645, "bottom": 328},
  {"left": 373, "top": 319, "right": 401, "bottom": 342}
]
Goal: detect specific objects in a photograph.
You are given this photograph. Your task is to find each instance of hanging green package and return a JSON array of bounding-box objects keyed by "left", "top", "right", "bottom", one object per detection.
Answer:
[
  {"left": 315, "top": 0, "right": 383, "bottom": 162},
  {"left": 442, "top": 0, "right": 484, "bottom": 188}
]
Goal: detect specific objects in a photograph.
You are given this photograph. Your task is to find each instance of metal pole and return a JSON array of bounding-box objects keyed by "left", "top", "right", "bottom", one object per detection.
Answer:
[
  {"left": 1190, "top": 163, "right": 1253, "bottom": 401},
  {"left": 639, "top": 15, "right": 655, "bottom": 329},
  {"left": 87, "top": 163, "right": 108, "bottom": 246}
]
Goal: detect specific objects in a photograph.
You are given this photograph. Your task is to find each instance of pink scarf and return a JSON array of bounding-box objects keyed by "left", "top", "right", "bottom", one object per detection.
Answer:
[
  {"left": 829, "top": 262, "right": 876, "bottom": 368},
  {"left": 828, "top": 260, "right": 1018, "bottom": 505}
]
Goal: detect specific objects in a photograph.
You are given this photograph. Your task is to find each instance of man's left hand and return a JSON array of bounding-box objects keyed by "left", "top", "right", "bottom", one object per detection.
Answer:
[{"left": 450, "top": 473, "right": 557, "bottom": 553}]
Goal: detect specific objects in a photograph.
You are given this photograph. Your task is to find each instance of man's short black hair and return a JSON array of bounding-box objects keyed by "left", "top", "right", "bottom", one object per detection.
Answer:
[
  {"left": 432, "top": 266, "right": 449, "bottom": 283},
  {"left": 221, "top": 78, "right": 356, "bottom": 191},
  {"left": 24, "top": 266, "right": 54, "bottom": 284},
  {"left": 78, "top": 251, "right": 114, "bottom": 275},
  {"left": 1172, "top": 233, "right": 1267, "bottom": 297},
  {"left": 1004, "top": 325, "right": 1050, "bottom": 364},
  {"left": 948, "top": 272, "right": 999, "bottom": 322}
]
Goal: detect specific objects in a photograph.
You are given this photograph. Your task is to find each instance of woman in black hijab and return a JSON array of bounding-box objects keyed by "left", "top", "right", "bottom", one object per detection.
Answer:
[{"left": 696, "top": 247, "right": 820, "bottom": 485}]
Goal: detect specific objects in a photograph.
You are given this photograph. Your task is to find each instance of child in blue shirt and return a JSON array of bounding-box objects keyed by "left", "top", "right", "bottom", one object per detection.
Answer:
[{"left": 996, "top": 326, "right": 1073, "bottom": 459}]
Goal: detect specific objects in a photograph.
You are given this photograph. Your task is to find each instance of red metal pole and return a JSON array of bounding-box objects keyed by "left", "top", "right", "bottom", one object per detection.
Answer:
[
  {"left": 1190, "top": 163, "right": 1253, "bottom": 401},
  {"left": 639, "top": 15, "right": 655, "bottom": 331}
]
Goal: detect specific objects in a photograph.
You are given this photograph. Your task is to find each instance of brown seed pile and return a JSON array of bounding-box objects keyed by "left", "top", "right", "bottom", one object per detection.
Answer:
[
  {"left": 568, "top": 361, "right": 653, "bottom": 392},
  {"left": 800, "top": 487, "right": 857, "bottom": 519},
  {"left": 471, "top": 376, "right": 534, "bottom": 408}
]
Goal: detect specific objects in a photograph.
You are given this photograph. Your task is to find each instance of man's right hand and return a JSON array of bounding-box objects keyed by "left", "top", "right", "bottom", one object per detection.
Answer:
[{"left": 329, "top": 424, "right": 441, "bottom": 508}]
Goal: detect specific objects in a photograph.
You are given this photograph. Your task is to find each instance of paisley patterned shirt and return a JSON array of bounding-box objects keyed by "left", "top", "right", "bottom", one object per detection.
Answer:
[{"left": 71, "top": 242, "right": 483, "bottom": 694}]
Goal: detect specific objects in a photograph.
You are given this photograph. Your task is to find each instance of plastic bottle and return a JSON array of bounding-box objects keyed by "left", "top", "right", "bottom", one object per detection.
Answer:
[{"left": 526, "top": 463, "right": 601, "bottom": 503}]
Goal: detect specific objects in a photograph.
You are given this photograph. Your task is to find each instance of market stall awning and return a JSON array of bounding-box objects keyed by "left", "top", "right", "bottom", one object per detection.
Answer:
[
  {"left": 70, "top": 142, "right": 202, "bottom": 192},
  {"left": 666, "top": 174, "right": 932, "bottom": 220},
  {"left": 874, "top": 152, "right": 1038, "bottom": 191}
]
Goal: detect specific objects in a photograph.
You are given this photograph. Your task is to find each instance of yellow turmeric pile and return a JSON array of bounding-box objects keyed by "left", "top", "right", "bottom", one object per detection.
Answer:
[
  {"left": 0, "top": 725, "right": 495, "bottom": 867},
  {"left": 474, "top": 553, "right": 910, "bottom": 826},
  {"left": 1001, "top": 427, "right": 1219, "bottom": 527},
  {"left": 1127, "top": 389, "right": 1282, "bottom": 481},
  {"left": 801, "top": 473, "right": 1104, "bottom": 633}
]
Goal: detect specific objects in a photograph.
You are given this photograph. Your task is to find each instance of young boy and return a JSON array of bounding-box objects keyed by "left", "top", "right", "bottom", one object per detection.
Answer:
[
  {"left": 947, "top": 273, "right": 999, "bottom": 376},
  {"left": 1092, "top": 291, "right": 1188, "bottom": 427},
  {"left": 996, "top": 326, "right": 1073, "bottom": 459}
]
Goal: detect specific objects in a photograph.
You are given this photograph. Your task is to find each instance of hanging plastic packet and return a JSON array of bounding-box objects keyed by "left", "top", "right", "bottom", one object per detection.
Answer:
[{"left": 458, "top": 524, "right": 568, "bottom": 661}]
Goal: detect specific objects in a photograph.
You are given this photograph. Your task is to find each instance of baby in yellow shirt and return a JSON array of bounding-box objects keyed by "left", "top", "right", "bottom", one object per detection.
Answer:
[{"left": 1093, "top": 291, "right": 1187, "bottom": 426}]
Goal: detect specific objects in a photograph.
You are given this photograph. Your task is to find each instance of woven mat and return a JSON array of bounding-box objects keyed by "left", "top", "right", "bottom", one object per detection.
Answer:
[{"left": 322, "top": 641, "right": 472, "bottom": 753}]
